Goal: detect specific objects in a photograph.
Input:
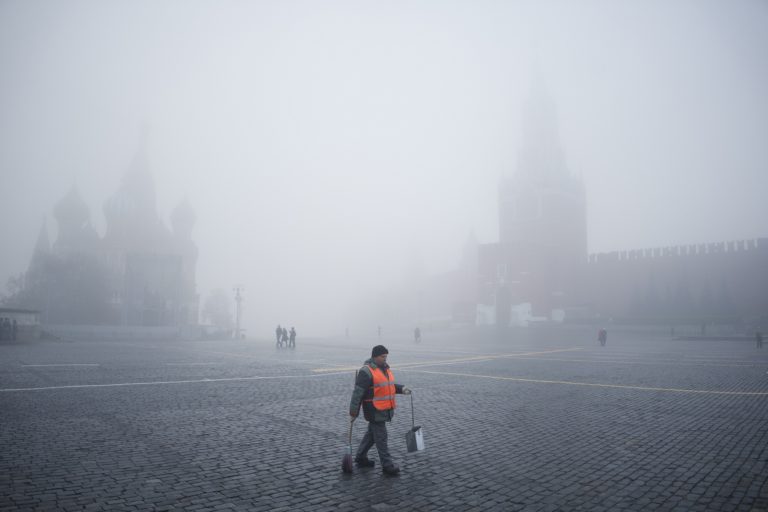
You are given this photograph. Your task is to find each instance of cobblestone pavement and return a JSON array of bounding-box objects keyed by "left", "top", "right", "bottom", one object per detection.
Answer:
[{"left": 2, "top": 326, "right": 768, "bottom": 511}]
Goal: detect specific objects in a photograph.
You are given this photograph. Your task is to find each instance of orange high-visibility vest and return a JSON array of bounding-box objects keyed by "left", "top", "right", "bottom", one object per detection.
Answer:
[{"left": 364, "top": 365, "right": 396, "bottom": 411}]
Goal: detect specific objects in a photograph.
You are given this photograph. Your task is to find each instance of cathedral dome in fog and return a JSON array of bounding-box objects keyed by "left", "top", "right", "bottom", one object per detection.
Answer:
[
  {"left": 54, "top": 185, "right": 90, "bottom": 230},
  {"left": 171, "top": 197, "right": 196, "bottom": 238},
  {"left": 53, "top": 185, "right": 100, "bottom": 251},
  {"left": 19, "top": 131, "right": 200, "bottom": 328},
  {"left": 102, "top": 138, "right": 171, "bottom": 249}
]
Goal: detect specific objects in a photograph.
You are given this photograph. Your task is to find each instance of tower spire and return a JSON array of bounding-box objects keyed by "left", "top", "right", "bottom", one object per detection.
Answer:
[{"left": 33, "top": 216, "right": 50, "bottom": 255}]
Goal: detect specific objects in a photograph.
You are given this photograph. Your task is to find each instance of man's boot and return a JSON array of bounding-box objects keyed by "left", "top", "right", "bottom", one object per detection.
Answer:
[
  {"left": 355, "top": 456, "right": 375, "bottom": 468},
  {"left": 382, "top": 464, "right": 400, "bottom": 476}
]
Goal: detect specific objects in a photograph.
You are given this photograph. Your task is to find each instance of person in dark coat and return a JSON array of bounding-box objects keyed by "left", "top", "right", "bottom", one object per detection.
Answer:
[
  {"left": 289, "top": 327, "right": 296, "bottom": 348},
  {"left": 349, "top": 345, "right": 410, "bottom": 476},
  {"left": 1, "top": 318, "right": 9, "bottom": 341}
]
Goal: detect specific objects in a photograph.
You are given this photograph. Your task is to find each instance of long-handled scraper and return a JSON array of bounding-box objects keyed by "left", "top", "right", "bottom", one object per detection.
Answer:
[{"left": 342, "top": 417, "right": 355, "bottom": 473}]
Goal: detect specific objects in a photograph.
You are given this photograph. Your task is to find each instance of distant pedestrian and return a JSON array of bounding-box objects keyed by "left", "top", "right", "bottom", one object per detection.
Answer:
[
  {"left": 598, "top": 328, "right": 607, "bottom": 347},
  {"left": 281, "top": 327, "right": 289, "bottom": 347},
  {"left": 757, "top": 331, "right": 764, "bottom": 349},
  {"left": 11, "top": 319, "right": 17, "bottom": 341},
  {"left": 289, "top": 327, "right": 296, "bottom": 348},
  {"left": 414, "top": 327, "right": 421, "bottom": 343},
  {"left": 377, "top": 325, "right": 382, "bottom": 340},
  {"left": 275, "top": 325, "right": 282, "bottom": 347}
]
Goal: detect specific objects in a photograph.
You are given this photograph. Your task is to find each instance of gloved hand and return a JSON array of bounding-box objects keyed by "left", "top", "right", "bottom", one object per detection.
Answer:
[{"left": 402, "top": 387, "right": 412, "bottom": 395}]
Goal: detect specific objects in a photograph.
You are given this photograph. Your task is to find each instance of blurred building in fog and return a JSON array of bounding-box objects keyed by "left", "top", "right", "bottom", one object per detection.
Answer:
[
  {"left": 16, "top": 140, "right": 199, "bottom": 330},
  {"left": 581, "top": 239, "right": 768, "bottom": 326},
  {"left": 475, "top": 83, "right": 768, "bottom": 328},
  {"left": 476, "top": 82, "right": 587, "bottom": 326},
  {"left": 357, "top": 81, "right": 767, "bottom": 331},
  {"left": 346, "top": 80, "right": 768, "bottom": 331}
]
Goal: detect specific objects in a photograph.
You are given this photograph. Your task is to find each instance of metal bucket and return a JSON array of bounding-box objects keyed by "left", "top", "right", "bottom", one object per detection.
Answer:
[
  {"left": 406, "top": 425, "right": 425, "bottom": 452},
  {"left": 405, "top": 393, "right": 425, "bottom": 452}
]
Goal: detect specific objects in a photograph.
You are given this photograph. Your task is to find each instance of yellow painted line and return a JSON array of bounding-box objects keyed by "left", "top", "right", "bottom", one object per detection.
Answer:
[
  {"left": 313, "top": 365, "right": 366, "bottom": 372},
  {"left": 311, "top": 347, "right": 584, "bottom": 373},
  {"left": 398, "top": 348, "right": 586, "bottom": 370},
  {"left": 402, "top": 369, "right": 768, "bottom": 396},
  {"left": 512, "top": 356, "right": 762, "bottom": 368}
]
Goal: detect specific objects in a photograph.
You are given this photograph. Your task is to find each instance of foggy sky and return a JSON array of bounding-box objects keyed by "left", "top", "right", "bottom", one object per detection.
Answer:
[{"left": 1, "top": 0, "right": 767, "bottom": 335}]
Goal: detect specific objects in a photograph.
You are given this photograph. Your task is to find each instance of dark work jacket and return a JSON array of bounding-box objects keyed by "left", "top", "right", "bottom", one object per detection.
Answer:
[{"left": 349, "top": 358, "right": 404, "bottom": 423}]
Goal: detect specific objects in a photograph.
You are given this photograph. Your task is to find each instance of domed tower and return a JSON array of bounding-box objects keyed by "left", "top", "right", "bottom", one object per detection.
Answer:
[
  {"left": 31, "top": 217, "right": 51, "bottom": 261},
  {"left": 101, "top": 131, "right": 190, "bottom": 327},
  {"left": 52, "top": 185, "right": 100, "bottom": 253},
  {"left": 24, "top": 217, "right": 52, "bottom": 297},
  {"left": 498, "top": 81, "right": 587, "bottom": 318},
  {"left": 171, "top": 197, "right": 199, "bottom": 325},
  {"left": 171, "top": 197, "right": 196, "bottom": 240},
  {"left": 103, "top": 139, "right": 170, "bottom": 250}
]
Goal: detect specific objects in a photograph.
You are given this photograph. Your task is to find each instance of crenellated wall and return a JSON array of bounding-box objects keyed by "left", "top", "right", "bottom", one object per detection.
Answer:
[
  {"left": 580, "top": 238, "right": 768, "bottom": 322},
  {"left": 587, "top": 238, "right": 766, "bottom": 263}
]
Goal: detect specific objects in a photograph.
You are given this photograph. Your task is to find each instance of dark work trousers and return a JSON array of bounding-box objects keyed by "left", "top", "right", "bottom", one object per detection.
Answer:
[{"left": 356, "top": 421, "right": 392, "bottom": 467}]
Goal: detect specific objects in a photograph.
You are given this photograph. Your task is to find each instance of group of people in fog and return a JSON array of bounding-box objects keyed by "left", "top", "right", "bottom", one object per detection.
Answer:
[{"left": 275, "top": 325, "right": 296, "bottom": 348}]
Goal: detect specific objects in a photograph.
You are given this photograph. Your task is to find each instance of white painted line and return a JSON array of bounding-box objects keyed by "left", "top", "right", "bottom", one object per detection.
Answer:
[
  {"left": 22, "top": 364, "right": 100, "bottom": 367},
  {"left": 402, "top": 369, "right": 768, "bottom": 396},
  {"left": 0, "top": 370, "right": 351, "bottom": 392},
  {"left": 164, "top": 363, "right": 222, "bottom": 366},
  {"left": 195, "top": 349, "right": 255, "bottom": 359}
]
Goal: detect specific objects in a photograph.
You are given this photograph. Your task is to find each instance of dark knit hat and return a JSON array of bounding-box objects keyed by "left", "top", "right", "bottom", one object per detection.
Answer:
[{"left": 371, "top": 345, "right": 389, "bottom": 358}]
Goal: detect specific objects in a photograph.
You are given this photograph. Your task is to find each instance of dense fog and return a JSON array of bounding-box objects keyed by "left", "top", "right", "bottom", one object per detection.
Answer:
[{"left": 1, "top": 1, "right": 767, "bottom": 335}]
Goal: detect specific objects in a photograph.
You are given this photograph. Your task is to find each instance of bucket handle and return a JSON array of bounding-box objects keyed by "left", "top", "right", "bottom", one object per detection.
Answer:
[{"left": 410, "top": 391, "right": 415, "bottom": 429}]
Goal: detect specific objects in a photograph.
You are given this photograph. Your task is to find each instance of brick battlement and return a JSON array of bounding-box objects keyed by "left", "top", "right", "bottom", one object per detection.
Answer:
[{"left": 587, "top": 237, "right": 768, "bottom": 264}]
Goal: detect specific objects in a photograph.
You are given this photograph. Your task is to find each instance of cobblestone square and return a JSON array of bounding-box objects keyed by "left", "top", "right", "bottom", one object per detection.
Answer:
[{"left": 2, "top": 327, "right": 767, "bottom": 511}]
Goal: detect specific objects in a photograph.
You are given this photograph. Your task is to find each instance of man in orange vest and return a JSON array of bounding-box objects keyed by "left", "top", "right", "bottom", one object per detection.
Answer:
[{"left": 349, "top": 344, "right": 411, "bottom": 476}]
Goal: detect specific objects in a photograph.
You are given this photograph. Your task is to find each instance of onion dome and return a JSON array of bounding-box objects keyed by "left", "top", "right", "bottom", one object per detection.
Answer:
[
  {"left": 54, "top": 185, "right": 89, "bottom": 231},
  {"left": 52, "top": 185, "right": 100, "bottom": 251},
  {"left": 102, "top": 136, "right": 169, "bottom": 248},
  {"left": 171, "top": 197, "right": 196, "bottom": 237}
]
